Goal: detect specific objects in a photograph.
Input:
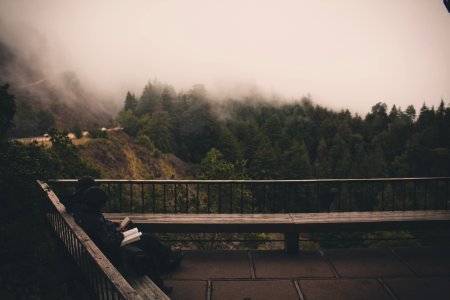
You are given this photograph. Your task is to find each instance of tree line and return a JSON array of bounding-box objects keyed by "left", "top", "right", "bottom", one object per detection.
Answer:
[{"left": 118, "top": 80, "right": 450, "bottom": 179}]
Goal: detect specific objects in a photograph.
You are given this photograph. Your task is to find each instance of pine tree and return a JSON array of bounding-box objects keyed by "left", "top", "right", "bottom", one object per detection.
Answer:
[
  {"left": 314, "top": 138, "right": 332, "bottom": 178},
  {"left": 136, "top": 81, "right": 163, "bottom": 115},
  {"left": 329, "top": 133, "right": 351, "bottom": 178},
  {"left": 281, "top": 140, "right": 312, "bottom": 179},
  {"left": 143, "top": 111, "right": 176, "bottom": 153},
  {"left": 350, "top": 143, "right": 367, "bottom": 178},
  {"left": 124, "top": 91, "right": 138, "bottom": 112},
  {"left": 250, "top": 135, "right": 280, "bottom": 179},
  {"left": 117, "top": 110, "right": 140, "bottom": 136},
  {"left": 161, "top": 86, "right": 176, "bottom": 113},
  {"left": 405, "top": 105, "right": 416, "bottom": 124},
  {"left": 218, "top": 126, "right": 242, "bottom": 162},
  {"left": 262, "top": 114, "right": 282, "bottom": 144},
  {"left": 0, "top": 84, "right": 15, "bottom": 140}
]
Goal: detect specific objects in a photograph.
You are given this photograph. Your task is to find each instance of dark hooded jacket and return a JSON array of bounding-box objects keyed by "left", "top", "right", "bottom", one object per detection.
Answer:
[
  {"left": 62, "top": 176, "right": 97, "bottom": 214},
  {"left": 71, "top": 186, "right": 123, "bottom": 265},
  {"left": 72, "top": 187, "right": 178, "bottom": 290}
]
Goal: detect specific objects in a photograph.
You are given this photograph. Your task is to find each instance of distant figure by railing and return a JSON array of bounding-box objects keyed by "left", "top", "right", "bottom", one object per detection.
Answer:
[{"left": 49, "top": 177, "right": 450, "bottom": 215}]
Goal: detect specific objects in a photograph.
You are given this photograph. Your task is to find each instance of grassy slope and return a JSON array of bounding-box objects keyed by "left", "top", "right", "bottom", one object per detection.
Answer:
[{"left": 78, "top": 131, "right": 192, "bottom": 179}]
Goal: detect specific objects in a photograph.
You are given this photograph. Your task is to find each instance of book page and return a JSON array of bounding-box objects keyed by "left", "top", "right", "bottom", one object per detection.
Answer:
[
  {"left": 122, "top": 227, "right": 138, "bottom": 238},
  {"left": 119, "top": 216, "right": 131, "bottom": 230},
  {"left": 121, "top": 231, "right": 142, "bottom": 246}
]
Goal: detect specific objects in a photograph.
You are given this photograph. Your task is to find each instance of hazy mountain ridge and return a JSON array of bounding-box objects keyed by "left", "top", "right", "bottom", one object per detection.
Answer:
[{"left": 0, "top": 39, "right": 116, "bottom": 137}]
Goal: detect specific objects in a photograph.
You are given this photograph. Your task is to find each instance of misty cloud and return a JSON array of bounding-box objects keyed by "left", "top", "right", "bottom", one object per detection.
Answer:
[{"left": 1, "top": 0, "right": 449, "bottom": 114}]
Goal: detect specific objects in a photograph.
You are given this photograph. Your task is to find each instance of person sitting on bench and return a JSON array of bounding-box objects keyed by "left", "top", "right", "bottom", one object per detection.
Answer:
[{"left": 71, "top": 185, "right": 180, "bottom": 294}]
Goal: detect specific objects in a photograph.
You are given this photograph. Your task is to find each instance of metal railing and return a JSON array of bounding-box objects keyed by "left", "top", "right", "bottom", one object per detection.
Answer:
[
  {"left": 39, "top": 178, "right": 450, "bottom": 296},
  {"left": 36, "top": 180, "right": 145, "bottom": 300},
  {"left": 49, "top": 178, "right": 450, "bottom": 214}
]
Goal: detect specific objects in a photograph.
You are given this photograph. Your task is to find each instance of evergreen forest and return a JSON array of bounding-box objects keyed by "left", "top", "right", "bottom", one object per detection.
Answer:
[{"left": 117, "top": 80, "right": 450, "bottom": 180}]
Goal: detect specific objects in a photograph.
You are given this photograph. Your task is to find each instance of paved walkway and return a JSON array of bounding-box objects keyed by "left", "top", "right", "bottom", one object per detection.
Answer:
[{"left": 164, "top": 246, "right": 450, "bottom": 300}]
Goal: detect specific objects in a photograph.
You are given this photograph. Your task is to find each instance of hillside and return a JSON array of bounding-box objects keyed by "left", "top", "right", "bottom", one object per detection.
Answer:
[
  {"left": 0, "top": 39, "right": 115, "bottom": 137},
  {"left": 78, "top": 131, "right": 192, "bottom": 179}
]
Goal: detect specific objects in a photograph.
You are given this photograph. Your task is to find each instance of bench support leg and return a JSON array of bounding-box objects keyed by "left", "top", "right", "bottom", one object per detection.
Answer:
[{"left": 284, "top": 232, "right": 299, "bottom": 255}]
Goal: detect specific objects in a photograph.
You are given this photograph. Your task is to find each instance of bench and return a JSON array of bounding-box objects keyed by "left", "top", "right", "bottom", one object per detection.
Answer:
[{"left": 104, "top": 210, "right": 450, "bottom": 254}]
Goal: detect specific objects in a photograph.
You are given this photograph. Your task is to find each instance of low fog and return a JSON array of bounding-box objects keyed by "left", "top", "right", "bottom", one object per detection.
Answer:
[{"left": 1, "top": 0, "right": 449, "bottom": 114}]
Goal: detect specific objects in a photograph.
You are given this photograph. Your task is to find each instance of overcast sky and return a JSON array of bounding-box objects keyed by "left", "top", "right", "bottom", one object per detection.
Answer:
[{"left": 0, "top": 0, "right": 449, "bottom": 114}]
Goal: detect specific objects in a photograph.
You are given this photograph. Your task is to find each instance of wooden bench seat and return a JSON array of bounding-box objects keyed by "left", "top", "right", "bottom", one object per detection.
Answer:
[
  {"left": 105, "top": 213, "right": 295, "bottom": 233},
  {"left": 105, "top": 210, "right": 450, "bottom": 254},
  {"left": 290, "top": 210, "right": 450, "bottom": 231}
]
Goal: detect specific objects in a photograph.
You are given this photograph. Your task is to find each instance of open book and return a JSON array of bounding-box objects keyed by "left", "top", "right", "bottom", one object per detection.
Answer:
[
  {"left": 119, "top": 216, "right": 131, "bottom": 231},
  {"left": 121, "top": 227, "right": 142, "bottom": 246}
]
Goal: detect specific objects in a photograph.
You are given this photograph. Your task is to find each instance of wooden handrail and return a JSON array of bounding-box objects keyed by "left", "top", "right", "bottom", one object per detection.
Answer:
[
  {"left": 37, "top": 180, "right": 169, "bottom": 300},
  {"left": 47, "top": 177, "right": 450, "bottom": 184}
]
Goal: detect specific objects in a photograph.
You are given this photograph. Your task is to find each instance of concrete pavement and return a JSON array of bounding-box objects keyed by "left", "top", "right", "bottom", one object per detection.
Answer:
[{"left": 164, "top": 246, "right": 450, "bottom": 300}]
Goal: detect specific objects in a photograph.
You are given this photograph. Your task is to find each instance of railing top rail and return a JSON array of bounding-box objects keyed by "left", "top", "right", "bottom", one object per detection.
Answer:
[{"left": 47, "top": 177, "right": 450, "bottom": 184}]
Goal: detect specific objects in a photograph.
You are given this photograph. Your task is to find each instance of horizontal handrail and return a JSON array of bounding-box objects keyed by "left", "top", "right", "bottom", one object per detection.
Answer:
[{"left": 48, "top": 177, "right": 450, "bottom": 184}]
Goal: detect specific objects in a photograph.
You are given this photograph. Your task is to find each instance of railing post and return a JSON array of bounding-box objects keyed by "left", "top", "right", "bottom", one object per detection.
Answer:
[
  {"left": 196, "top": 183, "right": 200, "bottom": 213},
  {"left": 284, "top": 232, "right": 299, "bottom": 255},
  {"left": 152, "top": 184, "right": 156, "bottom": 213},
  {"left": 141, "top": 183, "right": 144, "bottom": 213},
  {"left": 240, "top": 183, "right": 244, "bottom": 214},
  {"left": 185, "top": 183, "right": 189, "bottom": 213},
  {"left": 229, "top": 183, "right": 233, "bottom": 213}
]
